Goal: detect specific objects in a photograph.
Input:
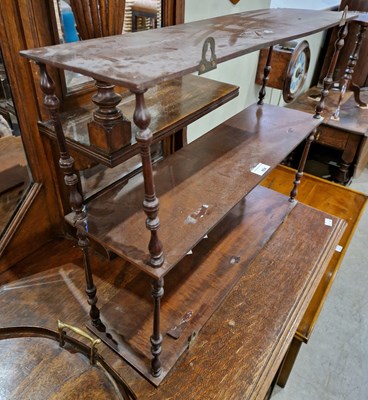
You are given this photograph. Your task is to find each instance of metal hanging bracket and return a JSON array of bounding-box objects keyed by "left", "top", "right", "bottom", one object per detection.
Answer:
[
  {"left": 339, "top": 5, "right": 348, "bottom": 27},
  {"left": 198, "top": 36, "right": 217, "bottom": 75}
]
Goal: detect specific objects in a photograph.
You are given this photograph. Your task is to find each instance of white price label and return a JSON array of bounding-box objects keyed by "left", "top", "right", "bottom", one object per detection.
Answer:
[
  {"left": 324, "top": 218, "right": 333, "bottom": 227},
  {"left": 335, "top": 245, "right": 343, "bottom": 253},
  {"left": 251, "top": 163, "right": 270, "bottom": 176}
]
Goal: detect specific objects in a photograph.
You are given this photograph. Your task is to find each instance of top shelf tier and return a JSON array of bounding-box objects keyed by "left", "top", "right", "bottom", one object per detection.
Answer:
[{"left": 20, "top": 8, "right": 354, "bottom": 91}]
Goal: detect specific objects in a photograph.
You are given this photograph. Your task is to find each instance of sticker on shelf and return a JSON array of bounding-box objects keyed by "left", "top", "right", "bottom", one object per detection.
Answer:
[
  {"left": 250, "top": 163, "right": 270, "bottom": 176},
  {"left": 324, "top": 218, "right": 333, "bottom": 227},
  {"left": 335, "top": 245, "right": 343, "bottom": 253},
  {"left": 186, "top": 250, "right": 193, "bottom": 255}
]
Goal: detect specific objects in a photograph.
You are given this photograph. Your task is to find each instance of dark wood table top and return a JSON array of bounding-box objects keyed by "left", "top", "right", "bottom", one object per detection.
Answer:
[
  {"left": 0, "top": 186, "right": 346, "bottom": 399},
  {"left": 21, "top": 9, "right": 355, "bottom": 91}
]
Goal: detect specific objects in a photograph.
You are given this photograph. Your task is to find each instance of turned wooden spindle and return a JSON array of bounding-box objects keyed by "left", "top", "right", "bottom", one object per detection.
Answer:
[
  {"left": 351, "top": 22, "right": 368, "bottom": 108},
  {"left": 88, "top": 81, "right": 131, "bottom": 152},
  {"left": 133, "top": 90, "right": 164, "bottom": 268},
  {"left": 333, "top": 21, "right": 367, "bottom": 119},
  {"left": 150, "top": 278, "right": 164, "bottom": 377},
  {"left": 289, "top": 128, "right": 316, "bottom": 202},
  {"left": 314, "top": 9, "right": 349, "bottom": 119},
  {"left": 133, "top": 89, "right": 164, "bottom": 377},
  {"left": 257, "top": 46, "right": 273, "bottom": 105},
  {"left": 38, "top": 63, "right": 101, "bottom": 328}
]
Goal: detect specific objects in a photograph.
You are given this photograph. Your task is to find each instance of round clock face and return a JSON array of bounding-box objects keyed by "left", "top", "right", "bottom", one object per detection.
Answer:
[{"left": 283, "top": 41, "right": 310, "bottom": 103}]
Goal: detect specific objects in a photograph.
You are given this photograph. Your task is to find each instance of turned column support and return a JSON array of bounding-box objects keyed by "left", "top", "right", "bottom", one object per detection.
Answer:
[
  {"left": 150, "top": 278, "right": 164, "bottom": 377},
  {"left": 132, "top": 89, "right": 164, "bottom": 377},
  {"left": 289, "top": 128, "right": 316, "bottom": 202},
  {"left": 314, "top": 8, "right": 349, "bottom": 119},
  {"left": 88, "top": 80, "right": 131, "bottom": 152},
  {"left": 351, "top": 22, "right": 368, "bottom": 109},
  {"left": 132, "top": 89, "right": 164, "bottom": 268},
  {"left": 257, "top": 46, "right": 273, "bottom": 105},
  {"left": 333, "top": 21, "right": 368, "bottom": 120},
  {"left": 38, "top": 63, "right": 101, "bottom": 328}
]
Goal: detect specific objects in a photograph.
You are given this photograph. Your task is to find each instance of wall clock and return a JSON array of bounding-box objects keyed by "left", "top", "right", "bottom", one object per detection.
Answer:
[{"left": 255, "top": 40, "right": 311, "bottom": 103}]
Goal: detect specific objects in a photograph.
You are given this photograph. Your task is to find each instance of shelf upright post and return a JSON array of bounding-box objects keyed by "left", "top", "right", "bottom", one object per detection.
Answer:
[
  {"left": 333, "top": 19, "right": 368, "bottom": 119},
  {"left": 132, "top": 89, "right": 164, "bottom": 377},
  {"left": 314, "top": 7, "right": 349, "bottom": 119},
  {"left": 257, "top": 46, "right": 273, "bottom": 105},
  {"left": 38, "top": 63, "right": 101, "bottom": 328},
  {"left": 289, "top": 128, "right": 316, "bottom": 202}
]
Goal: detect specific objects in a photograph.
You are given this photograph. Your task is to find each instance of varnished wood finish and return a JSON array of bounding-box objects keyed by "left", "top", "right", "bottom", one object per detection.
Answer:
[
  {"left": 262, "top": 165, "right": 367, "bottom": 342},
  {"left": 89, "top": 187, "right": 297, "bottom": 384},
  {"left": 0, "top": 191, "right": 345, "bottom": 398},
  {"left": 261, "top": 165, "right": 367, "bottom": 387},
  {"left": 39, "top": 75, "right": 239, "bottom": 167},
  {"left": 65, "top": 104, "right": 321, "bottom": 279},
  {"left": 0, "top": 336, "right": 123, "bottom": 399},
  {"left": 21, "top": 9, "right": 355, "bottom": 91},
  {"left": 88, "top": 81, "right": 132, "bottom": 153}
]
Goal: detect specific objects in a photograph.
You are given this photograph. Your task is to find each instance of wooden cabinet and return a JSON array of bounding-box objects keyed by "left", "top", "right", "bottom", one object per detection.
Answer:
[{"left": 20, "top": 7, "right": 353, "bottom": 397}]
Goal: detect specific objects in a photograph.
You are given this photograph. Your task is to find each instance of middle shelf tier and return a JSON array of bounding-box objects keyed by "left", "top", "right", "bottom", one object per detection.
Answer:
[{"left": 65, "top": 103, "right": 322, "bottom": 279}]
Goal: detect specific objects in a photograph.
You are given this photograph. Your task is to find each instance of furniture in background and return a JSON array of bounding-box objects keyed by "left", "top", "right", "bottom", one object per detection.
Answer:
[
  {"left": 131, "top": 0, "right": 158, "bottom": 32},
  {"left": 287, "top": 87, "right": 368, "bottom": 185}
]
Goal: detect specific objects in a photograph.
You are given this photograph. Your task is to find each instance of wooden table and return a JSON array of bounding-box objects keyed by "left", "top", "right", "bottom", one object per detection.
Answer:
[{"left": 0, "top": 186, "right": 345, "bottom": 399}]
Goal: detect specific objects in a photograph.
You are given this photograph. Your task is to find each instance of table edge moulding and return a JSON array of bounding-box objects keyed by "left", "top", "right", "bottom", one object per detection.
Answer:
[{"left": 20, "top": 7, "right": 354, "bottom": 387}]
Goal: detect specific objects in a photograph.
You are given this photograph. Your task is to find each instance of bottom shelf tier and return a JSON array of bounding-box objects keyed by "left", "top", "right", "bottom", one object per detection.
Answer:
[{"left": 87, "top": 185, "right": 345, "bottom": 386}]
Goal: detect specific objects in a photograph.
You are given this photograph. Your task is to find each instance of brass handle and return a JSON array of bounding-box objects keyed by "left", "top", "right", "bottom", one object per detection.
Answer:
[{"left": 58, "top": 320, "right": 101, "bottom": 364}]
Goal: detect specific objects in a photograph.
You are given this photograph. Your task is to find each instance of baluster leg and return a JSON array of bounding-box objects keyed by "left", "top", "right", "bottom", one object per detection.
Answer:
[
  {"left": 38, "top": 63, "right": 101, "bottom": 327},
  {"left": 257, "top": 46, "right": 273, "bottom": 105},
  {"left": 132, "top": 90, "right": 163, "bottom": 268},
  {"left": 314, "top": 8, "right": 349, "bottom": 119},
  {"left": 151, "top": 278, "right": 164, "bottom": 377},
  {"left": 333, "top": 22, "right": 367, "bottom": 120},
  {"left": 132, "top": 89, "right": 164, "bottom": 376},
  {"left": 351, "top": 23, "right": 368, "bottom": 109},
  {"left": 88, "top": 80, "right": 131, "bottom": 152},
  {"left": 289, "top": 128, "right": 316, "bottom": 202}
]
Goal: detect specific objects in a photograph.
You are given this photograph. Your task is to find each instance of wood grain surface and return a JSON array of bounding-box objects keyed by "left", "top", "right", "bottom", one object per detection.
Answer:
[
  {"left": 65, "top": 103, "right": 321, "bottom": 278},
  {"left": 39, "top": 75, "right": 239, "bottom": 167},
  {"left": 21, "top": 9, "right": 355, "bottom": 91},
  {"left": 0, "top": 186, "right": 345, "bottom": 399}
]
